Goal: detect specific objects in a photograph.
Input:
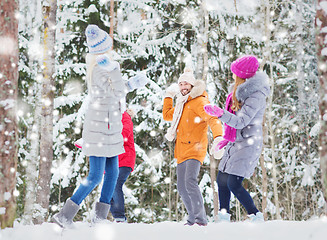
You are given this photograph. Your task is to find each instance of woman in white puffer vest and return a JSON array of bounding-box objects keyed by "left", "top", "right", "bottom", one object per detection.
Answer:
[{"left": 52, "top": 25, "right": 148, "bottom": 228}]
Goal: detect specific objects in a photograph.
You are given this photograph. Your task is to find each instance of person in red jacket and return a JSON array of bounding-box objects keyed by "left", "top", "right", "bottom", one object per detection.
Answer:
[{"left": 110, "top": 109, "right": 136, "bottom": 222}]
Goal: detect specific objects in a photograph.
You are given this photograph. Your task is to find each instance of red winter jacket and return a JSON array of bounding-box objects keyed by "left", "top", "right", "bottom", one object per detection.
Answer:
[{"left": 119, "top": 111, "right": 136, "bottom": 171}]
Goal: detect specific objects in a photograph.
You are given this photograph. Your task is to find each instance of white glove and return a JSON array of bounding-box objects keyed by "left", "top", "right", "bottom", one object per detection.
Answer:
[
  {"left": 165, "top": 83, "right": 179, "bottom": 98},
  {"left": 127, "top": 73, "right": 149, "bottom": 91},
  {"left": 210, "top": 136, "right": 224, "bottom": 159},
  {"left": 96, "top": 54, "right": 119, "bottom": 72}
]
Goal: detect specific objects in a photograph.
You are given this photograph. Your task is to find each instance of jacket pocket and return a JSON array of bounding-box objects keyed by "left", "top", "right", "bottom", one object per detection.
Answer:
[{"left": 235, "top": 129, "right": 244, "bottom": 141}]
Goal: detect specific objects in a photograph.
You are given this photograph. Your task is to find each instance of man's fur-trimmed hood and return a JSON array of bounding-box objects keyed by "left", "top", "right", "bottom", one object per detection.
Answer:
[
  {"left": 189, "top": 80, "right": 206, "bottom": 99},
  {"left": 235, "top": 72, "right": 270, "bottom": 102}
]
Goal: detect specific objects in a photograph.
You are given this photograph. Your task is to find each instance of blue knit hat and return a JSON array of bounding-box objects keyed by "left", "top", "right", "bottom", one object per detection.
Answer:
[{"left": 85, "top": 25, "right": 113, "bottom": 54}]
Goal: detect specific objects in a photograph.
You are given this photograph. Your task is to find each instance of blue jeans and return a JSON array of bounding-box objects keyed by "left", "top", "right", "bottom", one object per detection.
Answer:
[
  {"left": 110, "top": 167, "right": 132, "bottom": 219},
  {"left": 71, "top": 156, "right": 119, "bottom": 205},
  {"left": 217, "top": 171, "right": 259, "bottom": 215}
]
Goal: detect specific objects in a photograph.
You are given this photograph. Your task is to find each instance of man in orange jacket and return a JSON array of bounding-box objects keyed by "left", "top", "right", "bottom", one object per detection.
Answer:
[{"left": 163, "top": 68, "right": 223, "bottom": 226}]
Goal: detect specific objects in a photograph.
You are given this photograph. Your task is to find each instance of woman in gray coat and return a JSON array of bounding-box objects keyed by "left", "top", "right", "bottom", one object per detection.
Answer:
[
  {"left": 52, "top": 25, "right": 147, "bottom": 228},
  {"left": 204, "top": 55, "right": 270, "bottom": 222}
]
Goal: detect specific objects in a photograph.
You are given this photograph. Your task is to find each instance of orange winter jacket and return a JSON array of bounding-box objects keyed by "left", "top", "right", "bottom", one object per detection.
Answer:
[{"left": 163, "top": 80, "right": 223, "bottom": 164}]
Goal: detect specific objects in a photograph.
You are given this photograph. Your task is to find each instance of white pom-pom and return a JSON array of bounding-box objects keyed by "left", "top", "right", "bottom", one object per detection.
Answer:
[{"left": 184, "top": 67, "right": 193, "bottom": 73}]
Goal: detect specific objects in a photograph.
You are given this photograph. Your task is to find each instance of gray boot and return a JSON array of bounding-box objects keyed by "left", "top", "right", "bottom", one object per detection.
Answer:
[
  {"left": 52, "top": 199, "right": 79, "bottom": 228},
  {"left": 92, "top": 201, "right": 110, "bottom": 224}
]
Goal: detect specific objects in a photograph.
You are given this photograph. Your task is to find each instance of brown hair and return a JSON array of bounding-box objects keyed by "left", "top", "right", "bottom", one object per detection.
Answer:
[{"left": 231, "top": 75, "right": 246, "bottom": 111}]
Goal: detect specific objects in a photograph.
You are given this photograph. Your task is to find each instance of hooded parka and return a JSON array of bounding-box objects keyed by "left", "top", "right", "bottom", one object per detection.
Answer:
[
  {"left": 218, "top": 72, "right": 270, "bottom": 178},
  {"left": 163, "top": 80, "right": 223, "bottom": 164}
]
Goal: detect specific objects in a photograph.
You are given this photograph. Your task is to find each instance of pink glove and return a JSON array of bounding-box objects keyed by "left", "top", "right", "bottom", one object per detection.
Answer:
[
  {"left": 216, "top": 139, "right": 229, "bottom": 150},
  {"left": 204, "top": 104, "right": 224, "bottom": 117}
]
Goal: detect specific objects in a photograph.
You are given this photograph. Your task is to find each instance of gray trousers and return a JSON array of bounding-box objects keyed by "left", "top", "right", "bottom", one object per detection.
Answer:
[{"left": 177, "top": 159, "right": 207, "bottom": 224}]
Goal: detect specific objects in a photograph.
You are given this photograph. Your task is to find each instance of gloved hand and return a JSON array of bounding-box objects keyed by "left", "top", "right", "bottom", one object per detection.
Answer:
[
  {"left": 96, "top": 54, "right": 118, "bottom": 72},
  {"left": 204, "top": 104, "right": 224, "bottom": 118},
  {"left": 127, "top": 73, "right": 149, "bottom": 91},
  {"left": 210, "top": 136, "right": 224, "bottom": 159},
  {"left": 165, "top": 83, "right": 179, "bottom": 98},
  {"left": 216, "top": 139, "right": 229, "bottom": 150}
]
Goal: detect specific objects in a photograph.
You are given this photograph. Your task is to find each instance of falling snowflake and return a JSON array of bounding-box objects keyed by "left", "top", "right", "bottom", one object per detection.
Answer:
[
  {"left": 194, "top": 117, "right": 201, "bottom": 123},
  {"left": 291, "top": 125, "right": 299, "bottom": 132}
]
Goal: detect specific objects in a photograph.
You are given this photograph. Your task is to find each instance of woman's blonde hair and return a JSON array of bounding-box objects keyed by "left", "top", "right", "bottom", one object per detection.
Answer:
[
  {"left": 85, "top": 50, "right": 113, "bottom": 89},
  {"left": 231, "top": 75, "right": 246, "bottom": 112}
]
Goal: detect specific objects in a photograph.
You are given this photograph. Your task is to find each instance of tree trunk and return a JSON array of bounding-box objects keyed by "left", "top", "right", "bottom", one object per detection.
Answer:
[
  {"left": 208, "top": 134, "right": 219, "bottom": 221},
  {"left": 0, "top": 0, "right": 19, "bottom": 229},
  {"left": 34, "top": 0, "right": 57, "bottom": 224},
  {"left": 168, "top": 142, "right": 173, "bottom": 220},
  {"left": 23, "top": 96, "right": 41, "bottom": 224},
  {"left": 316, "top": 0, "right": 327, "bottom": 209},
  {"left": 260, "top": 110, "right": 268, "bottom": 219},
  {"left": 259, "top": 154, "right": 268, "bottom": 219},
  {"left": 296, "top": 1, "right": 305, "bottom": 118},
  {"left": 20, "top": 0, "right": 43, "bottom": 224},
  {"left": 201, "top": 1, "right": 209, "bottom": 82},
  {"left": 109, "top": 0, "right": 114, "bottom": 49},
  {"left": 199, "top": 1, "right": 219, "bottom": 220},
  {"left": 264, "top": 0, "right": 281, "bottom": 220},
  {"left": 209, "top": 152, "right": 219, "bottom": 220}
]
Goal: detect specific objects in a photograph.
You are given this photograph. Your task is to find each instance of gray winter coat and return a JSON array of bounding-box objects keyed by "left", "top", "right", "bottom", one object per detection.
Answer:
[
  {"left": 82, "top": 64, "right": 127, "bottom": 157},
  {"left": 218, "top": 72, "right": 270, "bottom": 178}
]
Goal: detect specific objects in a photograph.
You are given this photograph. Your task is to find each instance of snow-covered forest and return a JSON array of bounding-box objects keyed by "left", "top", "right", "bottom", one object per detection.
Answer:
[{"left": 1, "top": 0, "right": 327, "bottom": 234}]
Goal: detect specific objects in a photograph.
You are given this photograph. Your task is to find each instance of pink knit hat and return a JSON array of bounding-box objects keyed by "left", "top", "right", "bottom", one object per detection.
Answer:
[{"left": 230, "top": 55, "right": 259, "bottom": 79}]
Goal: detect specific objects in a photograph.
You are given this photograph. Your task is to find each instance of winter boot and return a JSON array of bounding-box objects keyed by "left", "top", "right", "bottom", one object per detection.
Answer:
[
  {"left": 92, "top": 201, "right": 111, "bottom": 224},
  {"left": 217, "top": 211, "right": 231, "bottom": 222},
  {"left": 114, "top": 217, "right": 127, "bottom": 223},
  {"left": 52, "top": 199, "right": 79, "bottom": 228},
  {"left": 248, "top": 212, "right": 264, "bottom": 222}
]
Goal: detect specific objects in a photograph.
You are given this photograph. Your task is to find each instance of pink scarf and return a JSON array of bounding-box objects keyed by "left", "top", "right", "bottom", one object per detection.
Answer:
[{"left": 223, "top": 92, "right": 236, "bottom": 142}]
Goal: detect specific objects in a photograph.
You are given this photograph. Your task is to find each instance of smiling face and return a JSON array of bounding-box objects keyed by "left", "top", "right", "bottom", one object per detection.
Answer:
[{"left": 178, "top": 81, "right": 193, "bottom": 96}]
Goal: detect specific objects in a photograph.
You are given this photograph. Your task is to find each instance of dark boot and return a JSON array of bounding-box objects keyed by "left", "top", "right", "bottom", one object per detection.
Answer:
[{"left": 51, "top": 199, "right": 79, "bottom": 228}]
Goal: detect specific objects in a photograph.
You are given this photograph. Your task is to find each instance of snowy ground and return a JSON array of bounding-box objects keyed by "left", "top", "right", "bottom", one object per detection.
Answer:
[{"left": 1, "top": 218, "right": 327, "bottom": 240}]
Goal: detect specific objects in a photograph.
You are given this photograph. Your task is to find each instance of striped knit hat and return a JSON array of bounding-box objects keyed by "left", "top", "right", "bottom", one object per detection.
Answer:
[
  {"left": 85, "top": 25, "right": 112, "bottom": 54},
  {"left": 230, "top": 55, "right": 259, "bottom": 79}
]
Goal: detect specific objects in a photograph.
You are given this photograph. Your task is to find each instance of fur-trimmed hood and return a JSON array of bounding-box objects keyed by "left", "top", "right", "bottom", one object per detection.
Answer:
[
  {"left": 235, "top": 72, "right": 270, "bottom": 102},
  {"left": 189, "top": 80, "right": 206, "bottom": 99}
]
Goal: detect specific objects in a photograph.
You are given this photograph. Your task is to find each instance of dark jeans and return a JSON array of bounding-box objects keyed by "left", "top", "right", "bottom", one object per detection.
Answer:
[
  {"left": 71, "top": 156, "right": 119, "bottom": 205},
  {"left": 110, "top": 167, "right": 132, "bottom": 219},
  {"left": 217, "top": 171, "right": 259, "bottom": 215}
]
